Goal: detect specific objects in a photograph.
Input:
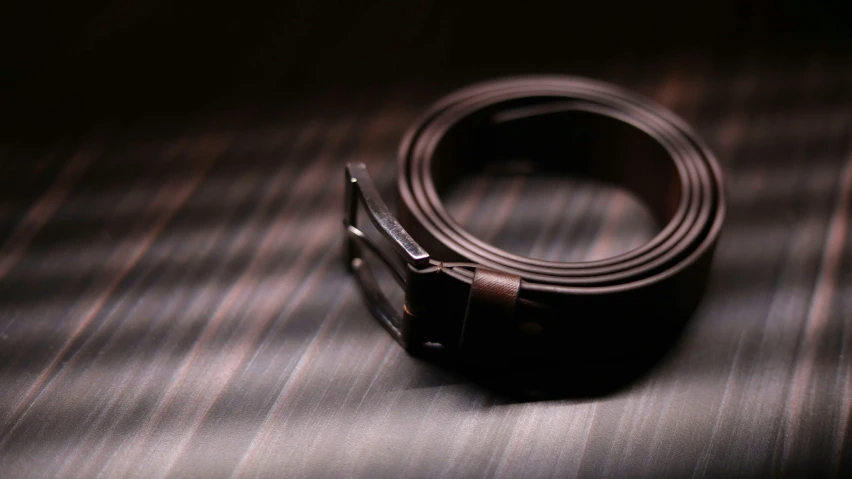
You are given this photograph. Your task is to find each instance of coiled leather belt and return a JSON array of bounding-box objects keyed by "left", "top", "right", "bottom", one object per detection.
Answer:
[{"left": 345, "top": 76, "right": 725, "bottom": 368}]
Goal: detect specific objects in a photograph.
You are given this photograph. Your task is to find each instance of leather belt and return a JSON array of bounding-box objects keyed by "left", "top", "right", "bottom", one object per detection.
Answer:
[{"left": 344, "top": 76, "right": 725, "bottom": 369}]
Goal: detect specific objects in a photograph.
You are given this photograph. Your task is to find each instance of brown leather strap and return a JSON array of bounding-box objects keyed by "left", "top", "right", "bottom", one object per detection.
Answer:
[{"left": 345, "top": 76, "right": 725, "bottom": 366}]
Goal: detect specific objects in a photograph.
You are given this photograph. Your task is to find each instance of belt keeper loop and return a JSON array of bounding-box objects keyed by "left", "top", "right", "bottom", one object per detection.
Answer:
[{"left": 459, "top": 267, "right": 522, "bottom": 355}]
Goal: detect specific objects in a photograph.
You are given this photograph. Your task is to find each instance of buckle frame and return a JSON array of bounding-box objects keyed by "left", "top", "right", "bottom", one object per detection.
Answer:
[{"left": 344, "top": 162, "right": 430, "bottom": 347}]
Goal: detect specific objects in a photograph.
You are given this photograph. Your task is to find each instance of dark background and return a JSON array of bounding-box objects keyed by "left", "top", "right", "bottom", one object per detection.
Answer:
[
  {"left": 2, "top": 0, "right": 850, "bottom": 132},
  {"left": 0, "top": 1, "right": 851, "bottom": 477}
]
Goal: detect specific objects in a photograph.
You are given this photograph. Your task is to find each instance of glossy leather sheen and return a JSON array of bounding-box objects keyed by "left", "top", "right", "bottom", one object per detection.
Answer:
[{"left": 354, "top": 76, "right": 725, "bottom": 366}]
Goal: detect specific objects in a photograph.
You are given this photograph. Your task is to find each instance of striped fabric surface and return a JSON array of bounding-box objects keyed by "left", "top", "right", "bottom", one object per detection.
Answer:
[{"left": 0, "top": 56, "right": 851, "bottom": 478}]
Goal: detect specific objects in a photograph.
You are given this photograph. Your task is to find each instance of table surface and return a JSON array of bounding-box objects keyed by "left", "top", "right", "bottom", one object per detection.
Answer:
[{"left": 1, "top": 3, "right": 851, "bottom": 477}]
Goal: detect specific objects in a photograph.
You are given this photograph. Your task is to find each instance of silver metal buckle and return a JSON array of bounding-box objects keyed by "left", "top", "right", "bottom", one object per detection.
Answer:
[{"left": 344, "top": 162, "right": 430, "bottom": 346}]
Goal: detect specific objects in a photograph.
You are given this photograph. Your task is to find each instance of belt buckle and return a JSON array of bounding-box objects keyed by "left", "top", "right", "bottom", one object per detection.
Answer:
[{"left": 343, "top": 162, "right": 430, "bottom": 349}]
